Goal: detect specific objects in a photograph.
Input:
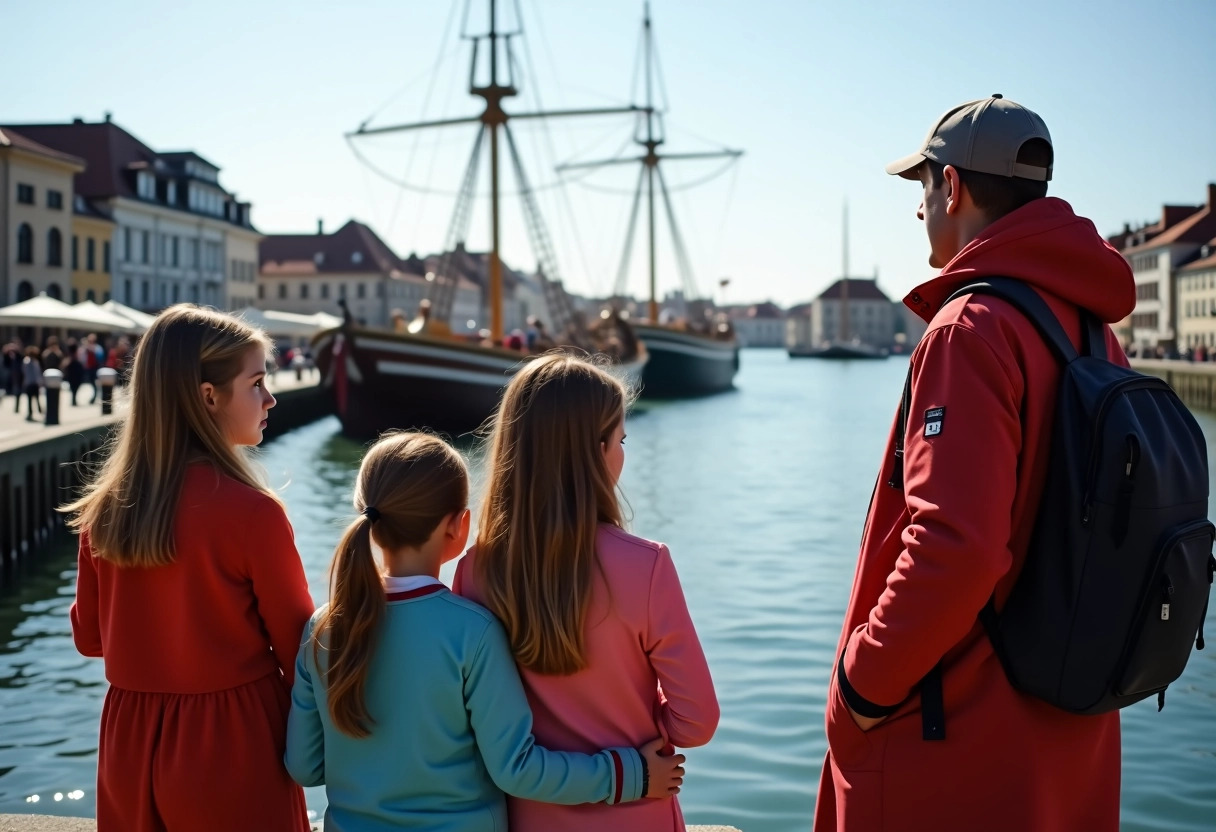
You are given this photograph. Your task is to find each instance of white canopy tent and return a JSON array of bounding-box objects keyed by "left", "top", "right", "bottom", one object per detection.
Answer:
[
  {"left": 73, "top": 300, "right": 150, "bottom": 333},
  {"left": 238, "top": 308, "right": 343, "bottom": 338},
  {"left": 0, "top": 294, "right": 139, "bottom": 331},
  {"left": 101, "top": 300, "right": 157, "bottom": 331}
]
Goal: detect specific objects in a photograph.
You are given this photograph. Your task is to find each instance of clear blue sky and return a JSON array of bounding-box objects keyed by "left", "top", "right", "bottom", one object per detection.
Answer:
[{"left": 6, "top": 0, "right": 1215, "bottom": 306}]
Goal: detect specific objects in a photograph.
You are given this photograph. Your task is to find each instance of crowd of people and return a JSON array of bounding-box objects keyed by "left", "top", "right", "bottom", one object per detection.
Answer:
[{"left": 0, "top": 333, "right": 131, "bottom": 420}]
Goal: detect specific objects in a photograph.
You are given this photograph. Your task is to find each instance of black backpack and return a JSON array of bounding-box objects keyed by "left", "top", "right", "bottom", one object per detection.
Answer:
[{"left": 893, "top": 277, "right": 1216, "bottom": 727}]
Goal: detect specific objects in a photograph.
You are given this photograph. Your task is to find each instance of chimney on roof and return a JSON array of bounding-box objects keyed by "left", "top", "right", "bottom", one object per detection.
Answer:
[
  {"left": 73, "top": 117, "right": 84, "bottom": 125},
  {"left": 317, "top": 219, "right": 324, "bottom": 235},
  {"left": 1208, "top": 183, "right": 1216, "bottom": 210},
  {"left": 104, "top": 111, "right": 112, "bottom": 123}
]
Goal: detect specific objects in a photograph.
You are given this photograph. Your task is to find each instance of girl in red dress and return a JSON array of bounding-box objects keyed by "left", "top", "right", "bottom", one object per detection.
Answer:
[{"left": 66, "top": 305, "right": 314, "bottom": 832}]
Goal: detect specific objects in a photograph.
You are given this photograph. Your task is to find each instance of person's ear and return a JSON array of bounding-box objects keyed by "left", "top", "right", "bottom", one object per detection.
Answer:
[
  {"left": 200, "top": 382, "right": 220, "bottom": 414},
  {"left": 445, "top": 508, "right": 471, "bottom": 556},
  {"left": 943, "top": 165, "right": 963, "bottom": 215}
]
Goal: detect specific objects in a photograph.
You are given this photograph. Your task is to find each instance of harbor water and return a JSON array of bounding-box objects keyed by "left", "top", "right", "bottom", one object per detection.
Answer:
[{"left": 1, "top": 349, "right": 1213, "bottom": 831}]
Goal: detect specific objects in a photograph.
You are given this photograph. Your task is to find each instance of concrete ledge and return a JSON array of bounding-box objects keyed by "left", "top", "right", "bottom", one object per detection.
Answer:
[{"left": 1, "top": 816, "right": 741, "bottom": 831}]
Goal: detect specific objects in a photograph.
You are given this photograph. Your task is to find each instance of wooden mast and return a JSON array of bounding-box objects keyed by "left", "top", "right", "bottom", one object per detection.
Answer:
[
  {"left": 556, "top": 3, "right": 742, "bottom": 326},
  {"left": 349, "top": 0, "right": 642, "bottom": 342}
]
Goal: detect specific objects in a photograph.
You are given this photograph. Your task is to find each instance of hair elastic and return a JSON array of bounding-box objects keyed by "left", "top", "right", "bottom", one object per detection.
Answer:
[{"left": 362, "top": 506, "right": 381, "bottom": 523}]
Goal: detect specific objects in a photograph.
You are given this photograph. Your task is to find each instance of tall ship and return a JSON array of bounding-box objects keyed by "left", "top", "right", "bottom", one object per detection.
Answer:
[
  {"left": 558, "top": 5, "right": 743, "bottom": 397},
  {"left": 313, "top": 0, "right": 647, "bottom": 437}
]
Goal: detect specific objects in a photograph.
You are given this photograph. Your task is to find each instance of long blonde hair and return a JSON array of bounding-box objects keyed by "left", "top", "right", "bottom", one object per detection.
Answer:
[
  {"left": 63, "top": 305, "right": 275, "bottom": 567},
  {"left": 474, "top": 353, "right": 628, "bottom": 675},
  {"left": 313, "top": 432, "right": 468, "bottom": 738}
]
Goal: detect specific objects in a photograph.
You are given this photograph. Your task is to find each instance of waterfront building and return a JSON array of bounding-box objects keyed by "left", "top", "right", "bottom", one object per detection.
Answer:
[
  {"left": 1112, "top": 183, "right": 1216, "bottom": 353},
  {"left": 1175, "top": 241, "right": 1216, "bottom": 353},
  {"left": 0, "top": 128, "right": 84, "bottom": 305},
  {"left": 70, "top": 195, "right": 115, "bottom": 304},
  {"left": 9, "top": 117, "right": 260, "bottom": 313},
  {"left": 804, "top": 277, "right": 896, "bottom": 349},
  {"left": 784, "top": 301, "right": 813, "bottom": 350},
  {"left": 728, "top": 302, "right": 786, "bottom": 347}
]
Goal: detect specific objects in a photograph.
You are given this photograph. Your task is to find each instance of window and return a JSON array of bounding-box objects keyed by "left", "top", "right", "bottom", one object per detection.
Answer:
[
  {"left": 47, "top": 228, "right": 62, "bottom": 266},
  {"left": 357, "top": 283, "right": 366, "bottom": 299},
  {"left": 142, "top": 230, "right": 150, "bottom": 264},
  {"left": 301, "top": 283, "right": 310, "bottom": 299},
  {"left": 72, "top": 235, "right": 80, "bottom": 270},
  {"left": 47, "top": 190, "right": 64, "bottom": 210},
  {"left": 167, "top": 181, "right": 177, "bottom": 205},
  {"left": 172, "top": 237, "right": 179, "bottom": 267},
  {"left": 339, "top": 283, "right": 347, "bottom": 298},
  {"left": 16, "top": 280, "right": 34, "bottom": 302},
  {"left": 46, "top": 283, "right": 62, "bottom": 300},
  {"left": 173, "top": 284, "right": 180, "bottom": 303},
  {"left": 142, "top": 280, "right": 150, "bottom": 305},
  {"left": 351, "top": 251, "right": 363, "bottom": 264},
  {"left": 17, "top": 223, "right": 33, "bottom": 263},
  {"left": 87, "top": 238, "right": 96, "bottom": 271},
  {"left": 71, "top": 288, "right": 79, "bottom": 304},
  {"left": 17, "top": 183, "right": 34, "bottom": 204},
  {"left": 124, "top": 228, "right": 132, "bottom": 261},
  {"left": 278, "top": 283, "right": 287, "bottom": 299},
  {"left": 124, "top": 279, "right": 132, "bottom": 303},
  {"left": 86, "top": 289, "right": 96, "bottom": 302},
  {"left": 258, "top": 284, "right": 265, "bottom": 300},
  {"left": 190, "top": 239, "right": 199, "bottom": 268},
  {"left": 104, "top": 241, "right": 110, "bottom": 272},
  {"left": 321, "top": 283, "right": 330, "bottom": 300}
]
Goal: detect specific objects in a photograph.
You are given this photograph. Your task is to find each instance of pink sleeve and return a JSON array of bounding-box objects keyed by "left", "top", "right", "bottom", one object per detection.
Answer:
[
  {"left": 246, "top": 504, "right": 315, "bottom": 685},
  {"left": 69, "top": 531, "right": 103, "bottom": 658},
  {"left": 645, "top": 544, "right": 719, "bottom": 748}
]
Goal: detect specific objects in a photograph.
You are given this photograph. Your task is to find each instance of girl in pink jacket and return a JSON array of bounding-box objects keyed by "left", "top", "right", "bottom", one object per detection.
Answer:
[{"left": 455, "top": 353, "right": 719, "bottom": 832}]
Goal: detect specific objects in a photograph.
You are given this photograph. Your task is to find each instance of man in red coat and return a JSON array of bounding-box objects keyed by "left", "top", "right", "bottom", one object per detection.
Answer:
[{"left": 814, "top": 96, "right": 1134, "bottom": 832}]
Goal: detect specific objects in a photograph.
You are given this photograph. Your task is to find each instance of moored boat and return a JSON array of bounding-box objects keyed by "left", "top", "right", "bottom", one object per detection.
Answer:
[
  {"left": 314, "top": 327, "right": 647, "bottom": 437},
  {"left": 632, "top": 322, "right": 738, "bottom": 397}
]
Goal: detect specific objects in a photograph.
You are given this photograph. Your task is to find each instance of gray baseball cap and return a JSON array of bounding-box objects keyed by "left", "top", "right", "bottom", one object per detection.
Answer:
[{"left": 885, "top": 94, "right": 1052, "bottom": 182}]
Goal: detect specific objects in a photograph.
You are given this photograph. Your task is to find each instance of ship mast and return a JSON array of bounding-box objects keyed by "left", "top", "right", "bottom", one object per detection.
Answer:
[
  {"left": 557, "top": 3, "right": 742, "bottom": 322},
  {"left": 349, "top": 0, "right": 641, "bottom": 341},
  {"left": 840, "top": 200, "right": 850, "bottom": 343}
]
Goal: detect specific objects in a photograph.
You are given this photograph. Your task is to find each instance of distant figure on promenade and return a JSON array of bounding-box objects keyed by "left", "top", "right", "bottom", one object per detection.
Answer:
[
  {"left": 20, "top": 345, "right": 44, "bottom": 420},
  {"left": 63, "top": 337, "right": 85, "bottom": 406},
  {"left": 816, "top": 97, "right": 1134, "bottom": 832},
  {"left": 285, "top": 431, "right": 683, "bottom": 831},
  {"left": 0, "top": 339, "right": 21, "bottom": 400},
  {"left": 66, "top": 305, "right": 315, "bottom": 832},
  {"left": 39, "top": 335, "right": 64, "bottom": 373},
  {"left": 455, "top": 354, "right": 719, "bottom": 832},
  {"left": 82, "top": 333, "right": 102, "bottom": 404}
]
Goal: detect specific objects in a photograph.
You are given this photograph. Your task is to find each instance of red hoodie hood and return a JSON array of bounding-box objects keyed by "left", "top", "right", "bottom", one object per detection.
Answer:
[{"left": 904, "top": 197, "right": 1135, "bottom": 324}]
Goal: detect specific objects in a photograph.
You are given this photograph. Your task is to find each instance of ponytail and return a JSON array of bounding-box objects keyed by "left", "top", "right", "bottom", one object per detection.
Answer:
[
  {"left": 312, "top": 515, "right": 385, "bottom": 738},
  {"left": 311, "top": 431, "right": 469, "bottom": 738}
]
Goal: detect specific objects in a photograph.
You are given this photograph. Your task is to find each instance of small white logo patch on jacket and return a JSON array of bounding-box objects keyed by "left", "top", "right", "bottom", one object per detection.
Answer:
[{"left": 924, "top": 407, "right": 945, "bottom": 437}]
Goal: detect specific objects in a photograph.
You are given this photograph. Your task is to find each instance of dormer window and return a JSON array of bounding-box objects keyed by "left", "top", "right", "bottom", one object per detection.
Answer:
[
  {"left": 167, "top": 181, "right": 177, "bottom": 205},
  {"left": 351, "top": 251, "right": 364, "bottom": 265},
  {"left": 314, "top": 252, "right": 325, "bottom": 266}
]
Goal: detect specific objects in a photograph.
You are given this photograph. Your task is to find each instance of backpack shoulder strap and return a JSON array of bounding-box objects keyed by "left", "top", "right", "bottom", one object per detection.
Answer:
[{"left": 944, "top": 277, "right": 1081, "bottom": 365}]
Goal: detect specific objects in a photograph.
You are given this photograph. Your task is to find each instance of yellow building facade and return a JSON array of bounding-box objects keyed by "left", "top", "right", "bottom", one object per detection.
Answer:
[{"left": 70, "top": 200, "right": 114, "bottom": 303}]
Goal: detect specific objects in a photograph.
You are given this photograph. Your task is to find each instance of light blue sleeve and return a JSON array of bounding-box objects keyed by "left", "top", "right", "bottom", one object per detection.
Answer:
[
  {"left": 464, "top": 619, "right": 644, "bottom": 805},
  {"left": 284, "top": 615, "right": 326, "bottom": 787}
]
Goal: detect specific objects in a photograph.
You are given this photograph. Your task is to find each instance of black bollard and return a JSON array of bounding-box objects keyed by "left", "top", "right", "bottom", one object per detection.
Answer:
[
  {"left": 97, "top": 367, "right": 117, "bottom": 416},
  {"left": 43, "top": 369, "right": 63, "bottom": 426}
]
